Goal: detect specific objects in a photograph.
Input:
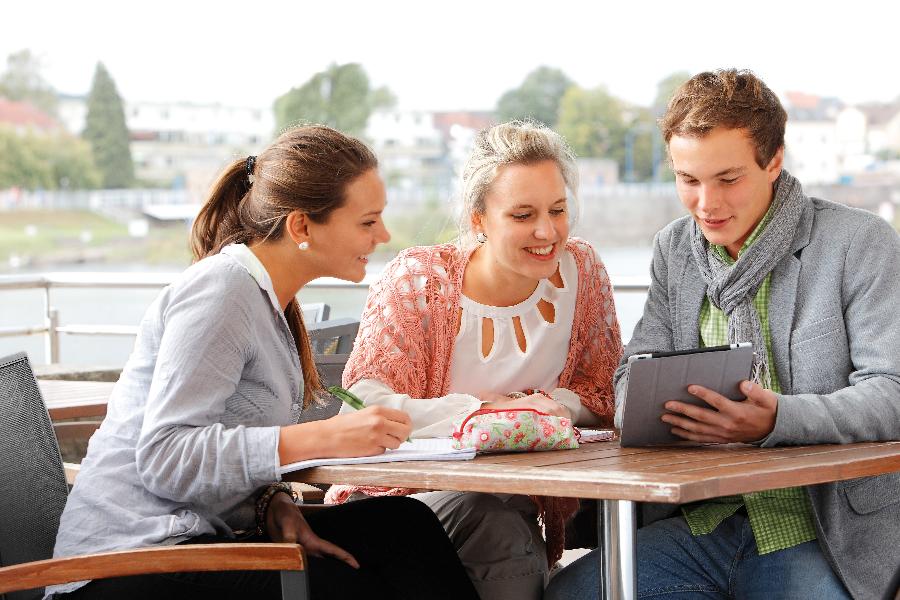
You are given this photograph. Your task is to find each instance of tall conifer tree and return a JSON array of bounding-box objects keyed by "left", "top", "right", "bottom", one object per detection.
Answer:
[{"left": 83, "top": 62, "right": 134, "bottom": 188}]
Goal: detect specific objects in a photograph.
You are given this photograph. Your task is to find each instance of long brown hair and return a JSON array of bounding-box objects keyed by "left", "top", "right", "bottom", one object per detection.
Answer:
[{"left": 191, "top": 125, "right": 378, "bottom": 406}]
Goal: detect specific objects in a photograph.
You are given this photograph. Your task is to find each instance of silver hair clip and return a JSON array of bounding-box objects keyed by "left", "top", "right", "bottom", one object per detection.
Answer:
[{"left": 246, "top": 155, "right": 256, "bottom": 184}]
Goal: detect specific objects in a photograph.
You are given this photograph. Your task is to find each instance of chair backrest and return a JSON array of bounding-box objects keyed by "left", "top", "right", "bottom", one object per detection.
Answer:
[
  {"left": 300, "top": 302, "right": 330, "bottom": 324},
  {"left": 307, "top": 317, "right": 358, "bottom": 356},
  {"left": 298, "top": 319, "right": 360, "bottom": 424},
  {"left": 0, "top": 352, "right": 69, "bottom": 600}
]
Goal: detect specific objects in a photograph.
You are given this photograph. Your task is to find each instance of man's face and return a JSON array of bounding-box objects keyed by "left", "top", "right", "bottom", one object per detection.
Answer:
[{"left": 669, "top": 127, "right": 783, "bottom": 259}]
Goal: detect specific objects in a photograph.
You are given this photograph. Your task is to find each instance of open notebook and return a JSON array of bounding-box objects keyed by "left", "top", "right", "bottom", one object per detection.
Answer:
[
  {"left": 279, "top": 437, "right": 476, "bottom": 474},
  {"left": 578, "top": 429, "right": 616, "bottom": 443}
]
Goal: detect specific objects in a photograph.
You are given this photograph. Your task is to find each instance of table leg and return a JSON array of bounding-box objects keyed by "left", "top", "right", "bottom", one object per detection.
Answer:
[{"left": 596, "top": 499, "right": 637, "bottom": 600}]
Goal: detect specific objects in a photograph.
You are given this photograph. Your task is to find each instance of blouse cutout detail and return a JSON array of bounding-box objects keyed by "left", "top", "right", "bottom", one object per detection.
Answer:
[{"left": 448, "top": 250, "right": 577, "bottom": 395}]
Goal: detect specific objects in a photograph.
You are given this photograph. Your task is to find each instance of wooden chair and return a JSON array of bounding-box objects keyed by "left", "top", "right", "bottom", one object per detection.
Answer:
[{"left": 0, "top": 352, "right": 309, "bottom": 600}]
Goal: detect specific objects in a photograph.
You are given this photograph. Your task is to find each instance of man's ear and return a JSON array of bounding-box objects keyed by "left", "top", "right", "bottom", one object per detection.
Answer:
[
  {"left": 284, "top": 210, "right": 311, "bottom": 245},
  {"left": 766, "top": 146, "right": 785, "bottom": 182}
]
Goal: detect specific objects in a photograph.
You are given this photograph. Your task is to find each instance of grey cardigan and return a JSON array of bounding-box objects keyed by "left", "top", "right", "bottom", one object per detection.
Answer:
[
  {"left": 48, "top": 245, "right": 302, "bottom": 596},
  {"left": 614, "top": 196, "right": 900, "bottom": 600}
]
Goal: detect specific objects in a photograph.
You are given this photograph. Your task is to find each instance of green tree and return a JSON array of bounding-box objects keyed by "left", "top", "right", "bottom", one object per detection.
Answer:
[
  {"left": 43, "top": 135, "right": 102, "bottom": 189},
  {"left": 495, "top": 66, "right": 574, "bottom": 127},
  {"left": 648, "top": 71, "right": 691, "bottom": 181},
  {"left": 653, "top": 70, "right": 691, "bottom": 116},
  {"left": 621, "top": 106, "right": 662, "bottom": 182},
  {"left": 0, "top": 127, "right": 101, "bottom": 190},
  {"left": 557, "top": 85, "right": 627, "bottom": 161},
  {"left": 82, "top": 62, "right": 134, "bottom": 188},
  {"left": 0, "top": 49, "right": 58, "bottom": 117},
  {"left": 0, "top": 127, "right": 52, "bottom": 189},
  {"left": 274, "top": 63, "right": 393, "bottom": 136}
]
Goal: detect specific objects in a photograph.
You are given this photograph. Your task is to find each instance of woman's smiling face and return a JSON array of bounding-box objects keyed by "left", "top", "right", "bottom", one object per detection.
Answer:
[{"left": 473, "top": 159, "right": 570, "bottom": 283}]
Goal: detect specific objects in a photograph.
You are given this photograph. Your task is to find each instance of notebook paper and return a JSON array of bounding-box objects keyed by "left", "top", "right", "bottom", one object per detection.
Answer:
[
  {"left": 279, "top": 437, "right": 476, "bottom": 474},
  {"left": 578, "top": 429, "right": 616, "bottom": 443}
]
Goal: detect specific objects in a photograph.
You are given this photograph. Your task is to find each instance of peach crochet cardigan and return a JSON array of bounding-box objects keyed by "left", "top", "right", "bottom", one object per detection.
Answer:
[{"left": 325, "top": 237, "right": 623, "bottom": 565}]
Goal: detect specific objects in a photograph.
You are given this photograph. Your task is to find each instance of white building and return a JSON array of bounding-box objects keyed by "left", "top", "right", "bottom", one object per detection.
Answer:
[
  {"left": 859, "top": 102, "right": 900, "bottom": 156},
  {"left": 366, "top": 109, "right": 449, "bottom": 206},
  {"left": 783, "top": 92, "right": 846, "bottom": 184},
  {"left": 782, "top": 92, "right": 888, "bottom": 184},
  {"left": 57, "top": 95, "right": 273, "bottom": 197}
]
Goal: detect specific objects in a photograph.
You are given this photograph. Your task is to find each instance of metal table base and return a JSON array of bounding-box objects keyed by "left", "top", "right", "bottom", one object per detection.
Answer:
[{"left": 597, "top": 499, "right": 637, "bottom": 599}]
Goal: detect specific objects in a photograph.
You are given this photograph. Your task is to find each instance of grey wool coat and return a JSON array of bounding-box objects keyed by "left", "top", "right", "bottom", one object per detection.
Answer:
[{"left": 614, "top": 195, "right": 900, "bottom": 600}]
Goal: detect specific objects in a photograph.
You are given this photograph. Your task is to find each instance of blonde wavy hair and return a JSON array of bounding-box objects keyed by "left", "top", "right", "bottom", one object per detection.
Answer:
[{"left": 459, "top": 120, "right": 580, "bottom": 246}]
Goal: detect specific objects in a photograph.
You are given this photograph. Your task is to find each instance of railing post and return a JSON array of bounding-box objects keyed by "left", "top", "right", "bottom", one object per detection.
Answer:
[
  {"left": 43, "top": 282, "right": 60, "bottom": 364},
  {"left": 46, "top": 308, "right": 60, "bottom": 364}
]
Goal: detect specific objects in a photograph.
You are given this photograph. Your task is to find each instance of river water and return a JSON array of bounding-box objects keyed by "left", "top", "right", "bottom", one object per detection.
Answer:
[{"left": 0, "top": 247, "right": 653, "bottom": 366}]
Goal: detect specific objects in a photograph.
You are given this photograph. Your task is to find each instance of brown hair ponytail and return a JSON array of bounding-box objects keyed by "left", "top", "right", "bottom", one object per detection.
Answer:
[
  {"left": 191, "top": 160, "right": 252, "bottom": 260},
  {"left": 189, "top": 125, "right": 378, "bottom": 407}
]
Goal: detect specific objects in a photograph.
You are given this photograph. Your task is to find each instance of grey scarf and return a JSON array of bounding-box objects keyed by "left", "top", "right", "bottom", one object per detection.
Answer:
[{"left": 690, "top": 169, "right": 806, "bottom": 386}]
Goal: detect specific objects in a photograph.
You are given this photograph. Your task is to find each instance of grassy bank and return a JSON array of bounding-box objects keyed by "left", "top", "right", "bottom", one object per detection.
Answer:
[
  {"left": 0, "top": 210, "right": 193, "bottom": 271},
  {"left": 0, "top": 206, "right": 462, "bottom": 272}
]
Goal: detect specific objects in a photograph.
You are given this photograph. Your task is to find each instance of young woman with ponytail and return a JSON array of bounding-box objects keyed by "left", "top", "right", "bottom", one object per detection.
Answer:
[{"left": 46, "top": 126, "right": 479, "bottom": 600}]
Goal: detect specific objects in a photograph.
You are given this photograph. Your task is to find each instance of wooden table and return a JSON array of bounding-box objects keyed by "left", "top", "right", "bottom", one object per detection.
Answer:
[
  {"left": 38, "top": 379, "right": 115, "bottom": 420},
  {"left": 284, "top": 440, "right": 900, "bottom": 599}
]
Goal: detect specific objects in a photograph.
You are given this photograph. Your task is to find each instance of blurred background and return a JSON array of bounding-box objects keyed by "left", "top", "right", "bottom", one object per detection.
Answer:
[{"left": 2, "top": 0, "right": 898, "bottom": 365}]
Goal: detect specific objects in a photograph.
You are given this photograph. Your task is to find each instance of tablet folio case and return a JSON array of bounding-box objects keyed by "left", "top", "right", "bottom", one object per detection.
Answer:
[{"left": 620, "top": 346, "right": 754, "bottom": 447}]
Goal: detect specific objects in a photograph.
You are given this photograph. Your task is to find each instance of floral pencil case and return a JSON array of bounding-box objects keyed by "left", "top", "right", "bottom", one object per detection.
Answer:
[{"left": 451, "top": 408, "right": 580, "bottom": 453}]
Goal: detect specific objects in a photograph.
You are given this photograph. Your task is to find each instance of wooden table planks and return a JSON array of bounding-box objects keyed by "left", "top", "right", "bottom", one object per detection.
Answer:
[
  {"left": 38, "top": 379, "right": 115, "bottom": 420},
  {"left": 34, "top": 378, "right": 900, "bottom": 507},
  {"left": 284, "top": 440, "right": 900, "bottom": 504}
]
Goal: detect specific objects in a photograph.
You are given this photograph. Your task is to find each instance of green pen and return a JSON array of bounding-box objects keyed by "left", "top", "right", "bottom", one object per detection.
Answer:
[
  {"left": 327, "top": 385, "right": 410, "bottom": 442},
  {"left": 328, "top": 385, "right": 365, "bottom": 410}
]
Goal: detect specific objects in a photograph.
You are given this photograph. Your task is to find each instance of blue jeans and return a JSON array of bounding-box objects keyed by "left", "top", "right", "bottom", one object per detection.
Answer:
[{"left": 546, "top": 512, "right": 851, "bottom": 599}]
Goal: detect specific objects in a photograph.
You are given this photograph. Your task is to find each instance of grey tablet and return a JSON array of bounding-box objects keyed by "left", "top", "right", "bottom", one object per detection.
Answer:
[{"left": 620, "top": 343, "right": 754, "bottom": 447}]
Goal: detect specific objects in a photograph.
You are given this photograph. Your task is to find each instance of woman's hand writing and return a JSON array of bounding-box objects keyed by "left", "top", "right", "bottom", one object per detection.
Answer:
[
  {"left": 278, "top": 406, "right": 412, "bottom": 466},
  {"left": 323, "top": 406, "right": 412, "bottom": 457}
]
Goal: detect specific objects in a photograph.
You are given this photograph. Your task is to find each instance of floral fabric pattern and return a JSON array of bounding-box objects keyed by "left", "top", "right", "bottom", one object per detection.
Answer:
[{"left": 452, "top": 408, "right": 579, "bottom": 452}]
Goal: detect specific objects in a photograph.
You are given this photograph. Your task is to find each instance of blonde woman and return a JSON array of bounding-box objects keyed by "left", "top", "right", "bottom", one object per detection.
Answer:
[{"left": 326, "top": 121, "right": 623, "bottom": 600}]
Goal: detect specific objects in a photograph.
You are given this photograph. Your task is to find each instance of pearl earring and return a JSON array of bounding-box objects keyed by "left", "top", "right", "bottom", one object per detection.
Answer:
[
  {"left": 475, "top": 232, "right": 487, "bottom": 244},
  {"left": 298, "top": 241, "right": 310, "bottom": 251}
]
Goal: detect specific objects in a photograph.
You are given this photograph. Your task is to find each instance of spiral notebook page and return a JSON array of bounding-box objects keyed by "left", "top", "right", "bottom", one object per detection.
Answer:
[{"left": 279, "top": 438, "right": 476, "bottom": 474}]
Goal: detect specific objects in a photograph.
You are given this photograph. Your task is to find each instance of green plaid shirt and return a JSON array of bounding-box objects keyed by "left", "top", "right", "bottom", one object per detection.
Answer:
[{"left": 683, "top": 208, "right": 818, "bottom": 554}]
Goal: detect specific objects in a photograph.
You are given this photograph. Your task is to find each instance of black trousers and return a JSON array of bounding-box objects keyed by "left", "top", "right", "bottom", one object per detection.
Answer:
[{"left": 63, "top": 496, "right": 479, "bottom": 600}]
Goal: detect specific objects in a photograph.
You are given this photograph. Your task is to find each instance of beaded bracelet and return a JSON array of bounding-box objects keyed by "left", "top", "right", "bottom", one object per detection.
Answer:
[{"left": 255, "top": 482, "right": 298, "bottom": 537}]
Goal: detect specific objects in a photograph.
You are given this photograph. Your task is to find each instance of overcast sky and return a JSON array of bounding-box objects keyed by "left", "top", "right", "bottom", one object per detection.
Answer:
[{"left": 4, "top": 0, "right": 898, "bottom": 111}]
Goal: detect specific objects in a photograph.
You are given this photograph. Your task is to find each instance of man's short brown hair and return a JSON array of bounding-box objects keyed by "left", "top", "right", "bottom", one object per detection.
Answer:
[{"left": 660, "top": 69, "right": 787, "bottom": 168}]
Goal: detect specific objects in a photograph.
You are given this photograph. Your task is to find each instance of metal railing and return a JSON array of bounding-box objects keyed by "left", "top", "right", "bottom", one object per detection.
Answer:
[{"left": 0, "top": 272, "right": 650, "bottom": 364}]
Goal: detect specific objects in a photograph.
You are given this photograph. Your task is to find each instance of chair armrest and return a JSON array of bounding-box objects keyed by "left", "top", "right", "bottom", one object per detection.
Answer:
[{"left": 0, "top": 542, "right": 304, "bottom": 594}]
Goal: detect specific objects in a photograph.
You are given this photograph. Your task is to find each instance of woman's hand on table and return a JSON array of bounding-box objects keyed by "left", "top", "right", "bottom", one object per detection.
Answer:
[
  {"left": 266, "top": 493, "right": 359, "bottom": 569},
  {"left": 480, "top": 392, "right": 572, "bottom": 420}
]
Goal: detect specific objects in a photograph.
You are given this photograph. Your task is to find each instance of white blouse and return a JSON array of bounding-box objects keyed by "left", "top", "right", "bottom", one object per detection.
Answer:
[
  {"left": 447, "top": 250, "right": 577, "bottom": 395},
  {"left": 345, "top": 248, "right": 601, "bottom": 437}
]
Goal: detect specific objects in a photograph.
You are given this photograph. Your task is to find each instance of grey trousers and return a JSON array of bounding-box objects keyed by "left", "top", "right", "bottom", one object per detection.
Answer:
[{"left": 413, "top": 491, "right": 548, "bottom": 600}]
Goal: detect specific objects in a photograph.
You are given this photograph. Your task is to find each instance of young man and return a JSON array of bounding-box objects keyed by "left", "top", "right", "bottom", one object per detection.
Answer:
[{"left": 546, "top": 70, "right": 900, "bottom": 599}]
